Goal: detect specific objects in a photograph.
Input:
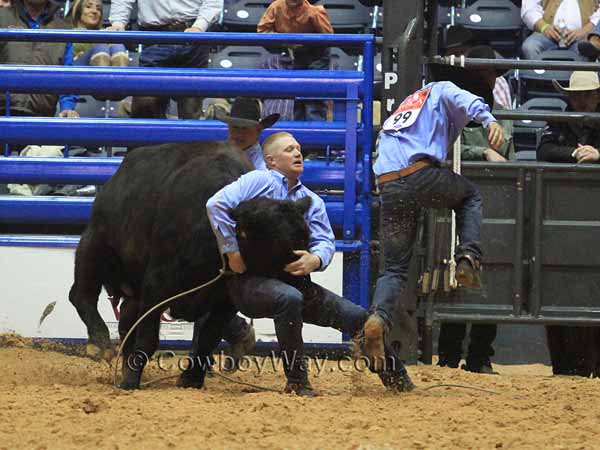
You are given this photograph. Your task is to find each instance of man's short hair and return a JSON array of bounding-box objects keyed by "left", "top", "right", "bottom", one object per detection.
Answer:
[{"left": 262, "top": 131, "right": 295, "bottom": 157}]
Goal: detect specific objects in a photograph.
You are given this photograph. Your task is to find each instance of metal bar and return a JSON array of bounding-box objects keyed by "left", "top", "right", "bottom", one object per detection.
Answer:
[
  {"left": 0, "top": 234, "right": 362, "bottom": 252},
  {"left": 512, "top": 168, "right": 525, "bottom": 316},
  {"left": 428, "top": 55, "right": 600, "bottom": 71},
  {"left": 422, "top": 210, "right": 438, "bottom": 365},
  {"left": 493, "top": 110, "right": 600, "bottom": 123},
  {"left": 0, "top": 30, "right": 373, "bottom": 46},
  {"left": 0, "top": 66, "right": 364, "bottom": 98},
  {"left": 434, "top": 313, "right": 600, "bottom": 325},
  {"left": 531, "top": 169, "right": 544, "bottom": 317},
  {"left": 359, "top": 39, "right": 375, "bottom": 310},
  {"left": 0, "top": 118, "right": 359, "bottom": 147},
  {"left": 0, "top": 196, "right": 364, "bottom": 227},
  {"left": 0, "top": 158, "right": 362, "bottom": 190},
  {"left": 342, "top": 85, "right": 358, "bottom": 241}
]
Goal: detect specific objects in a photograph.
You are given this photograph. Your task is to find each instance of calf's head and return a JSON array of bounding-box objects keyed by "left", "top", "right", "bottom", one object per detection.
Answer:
[{"left": 230, "top": 197, "right": 311, "bottom": 275}]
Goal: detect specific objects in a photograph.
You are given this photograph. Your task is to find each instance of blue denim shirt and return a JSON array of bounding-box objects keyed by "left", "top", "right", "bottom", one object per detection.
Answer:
[
  {"left": 24, "top": 8, "right": 76, "bottom": 112},
  {"left": 206, "top": 169, "right": 335, "bottom": 270},
  {"left": 373, "top": 81, "right": 496, "bottom": 176},
  {"left": 246, "top": 142, "right": 266, "bottom": 170}
]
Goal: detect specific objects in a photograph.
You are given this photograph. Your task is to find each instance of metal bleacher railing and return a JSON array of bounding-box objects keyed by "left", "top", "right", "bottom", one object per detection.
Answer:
[{"left": 0, "top": 29, "right": 375, "bottom": 310}]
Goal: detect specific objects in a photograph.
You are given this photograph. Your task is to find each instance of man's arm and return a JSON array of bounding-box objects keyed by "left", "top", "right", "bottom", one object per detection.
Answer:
[
  {"left": 310, "top": 5, "right": 334, "bottom": 34},
  {"left": 257, "top": 4, "right": 277, "bottom": 33},
  {"left": 521, "top": 0, "right": 544, "bottom": 31},
  {"left": 107, "top": 0, "right": 136, "bottom": 30},
  {"left": 537, "top": 123, "right": 576, "bottom": 162},
  {"left": 189, "top": 0, "right": 223, "bottom": 32},
  {"left": 58, "top": 43, "right": 79, "bottom": 117},
  {"left": 305, "top": 194, "right": 335, "bottom": 271},
  {"left": 206, "top": 171, "right": 273, "bottom": 256}
]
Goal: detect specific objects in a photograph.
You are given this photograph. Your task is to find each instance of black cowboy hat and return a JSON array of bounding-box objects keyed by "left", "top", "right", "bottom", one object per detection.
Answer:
[
  {"left": 445, "top": 25, "right": 476, "bottom": 51},
  {"left": 430, "top": 45, "right": 504, "bottom": 107},
  {"left": 215, "top": 97, "right": 280, "bottom": 129}
]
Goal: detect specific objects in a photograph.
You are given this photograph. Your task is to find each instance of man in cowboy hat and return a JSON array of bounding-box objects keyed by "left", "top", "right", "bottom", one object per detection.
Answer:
[
  {"left": 187, "top": 97, "right": 280, "bottom": 374},
  {"left": 216, "top": 97, "right": 280, "bottom": 170},
  {"left": 538, "top": 71, "right": 600, "bottom": 163},
  {"left": 362, "top": 47, "right": 505, "bottom": 368}
]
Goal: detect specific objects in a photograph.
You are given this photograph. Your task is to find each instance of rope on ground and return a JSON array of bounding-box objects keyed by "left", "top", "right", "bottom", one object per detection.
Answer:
[
  {"left": 113, "top": 256, "right": 228, "bottom": 388},
  {"left": 419, "top": 383, "right": 500, "bottom": 395},
  {"left": 138, "top": 370, "right": 281, "bottom": 393}
]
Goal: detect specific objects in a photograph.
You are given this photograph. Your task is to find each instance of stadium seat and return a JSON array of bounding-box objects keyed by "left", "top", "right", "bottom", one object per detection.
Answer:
[
  {"left": 315, "top": 0, "right": 372, "bottom": 34},
  {"left": 329, "top": 47, "right": 359, "bottom": 71},
  {"left": 222, "top": 0, "right": 270, "bottom": 32},
  {"left": 75, "top": 96, "right": 121, "bottom": 119},
  {"left": 512, "top": 97, "right": 567, "bottom": 153},
  {"left": 208, "top": 46, "right": 271, "bottom": 69},
  {"left": 455, "top": 0, "right": 523, "bottom": 57},
  {"left": 520, "top": 50, "right": 579, "bottom": 102}
]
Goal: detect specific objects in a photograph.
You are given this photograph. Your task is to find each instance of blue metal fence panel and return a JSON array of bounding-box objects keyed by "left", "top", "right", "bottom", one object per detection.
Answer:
[{"left": 0, "top": 118, "right": 359, "bottom": 147}]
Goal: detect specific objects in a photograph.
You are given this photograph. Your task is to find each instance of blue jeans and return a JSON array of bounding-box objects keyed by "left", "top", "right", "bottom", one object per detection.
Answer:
[
  {"left": 73, "top": 43, "right": 127, "bottom": 66},
  {"left": 521, "top": 32, "right": 581, "bottom": 59},
  {"left": 372, "top": 165, "right": 483, "bottom": 330},
  {"left": 226, "top": 274, "right": 367, "bottom": 383},
  {"left": 132, "top": 43, "right": 210, "bottom": 119}
]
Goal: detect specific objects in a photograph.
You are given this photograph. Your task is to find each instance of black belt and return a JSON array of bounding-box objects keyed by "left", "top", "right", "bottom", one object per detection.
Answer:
[{"left": 140, "top": 20, "right": 195, "bottom": 32}]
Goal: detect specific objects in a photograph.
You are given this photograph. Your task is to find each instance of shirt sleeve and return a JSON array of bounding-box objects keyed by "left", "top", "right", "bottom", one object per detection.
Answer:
[
  {"left": 257, "top": 4, "right": 277, "bottom": 32},
  {"left": 108, "top": 0, "right": 137, "bottom": 28},
  {"left": 310, "top": 5, "right": 334, "bottom": 34},
  {"left": 537, "top": 123, "right": 576, "bottom": 162},
  {"left": 441, "top": 82, "right": 496, "bottom": 129},
  {"left": 521, "top": 0, "right": 544, "bottom": 30},
  {"left": 192, "top": 0, "right": 223, "bottom": 31},
  {"left": 590, "top": 4, "right": 600, "bottom": 25},
  {"left": 306, "top": 194, "right": 335, "bottom": 270},
  {"left": 59, "top": 43, "right": 77, "bottom": 112},
  {"left": 206, "top": 171, "right": 274, "bottom": 254}
]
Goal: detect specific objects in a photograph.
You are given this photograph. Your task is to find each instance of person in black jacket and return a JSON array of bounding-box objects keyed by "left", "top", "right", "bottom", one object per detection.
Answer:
[
  {"left": 538, "top": 71, "right": 600, "bottom": 164},
  {"left": 538, "top": 70, "right": 600, "bottom": 378}
]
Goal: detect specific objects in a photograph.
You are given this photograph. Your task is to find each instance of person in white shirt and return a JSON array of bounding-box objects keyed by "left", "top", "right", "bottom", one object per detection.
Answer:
[{"left": 520, "top": 0, "right": 600, "bottom": 59}]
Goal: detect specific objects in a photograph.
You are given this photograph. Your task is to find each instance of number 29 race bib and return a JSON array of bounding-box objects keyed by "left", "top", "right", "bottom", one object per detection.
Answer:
[{"left": 382, "top": 88, "right": 431, "bottom": 132}]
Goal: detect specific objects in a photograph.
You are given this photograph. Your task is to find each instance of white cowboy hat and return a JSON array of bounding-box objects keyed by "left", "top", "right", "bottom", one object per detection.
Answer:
[{"left": 552, "top": 71, "right": 600, "bottom": 94}]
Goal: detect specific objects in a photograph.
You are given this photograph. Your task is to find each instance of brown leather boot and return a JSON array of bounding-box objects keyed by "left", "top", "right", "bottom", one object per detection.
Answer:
[
  {"left": 363, "top": 314, "right": 386, "bottom": 371},
  {"left": 455, "top": 254, "right": 482, "bottom": 289}
]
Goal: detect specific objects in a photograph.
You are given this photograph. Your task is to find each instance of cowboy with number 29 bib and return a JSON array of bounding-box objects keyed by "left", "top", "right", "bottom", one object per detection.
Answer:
[{"left": 361, "top": 68, "right": 505, "bottom": 365}]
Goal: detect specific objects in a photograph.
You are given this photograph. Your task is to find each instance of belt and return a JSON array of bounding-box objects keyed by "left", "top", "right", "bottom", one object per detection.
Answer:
[
  {"left": 376, "top": 160, "right": 431, "bottom": 187},
  {"left": 141, "top": 20, "right": 195, "bottom": 32}
]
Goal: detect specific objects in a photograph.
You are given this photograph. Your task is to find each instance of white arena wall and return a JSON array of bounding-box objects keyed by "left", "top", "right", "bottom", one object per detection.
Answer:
[{"left": 0, "top": 245, "right": 344, "bottom": 345}]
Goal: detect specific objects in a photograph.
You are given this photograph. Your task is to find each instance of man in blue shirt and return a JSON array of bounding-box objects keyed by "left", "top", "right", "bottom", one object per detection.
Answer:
[
  {"left": 205, "top": 132, "right": 414, "bottom": 395},
  {"left": 191, "top": 97, "right": 280, "bottom": 373},
  {"left": 363, "top": 66, "right": 505, "bottom": 367}
]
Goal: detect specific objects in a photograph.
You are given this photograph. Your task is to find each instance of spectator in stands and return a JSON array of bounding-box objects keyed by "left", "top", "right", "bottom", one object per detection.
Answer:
[
  {"left": 521, "top": 0, "right": 600, "bottom": 59},
  {"left": 538, "top": 71, "right": 600, "bottom": 163},
  {"left": 538, "top": 71, "right": 600, "bottom": 377},
  {"left": 215, "top": 97, "right": 280, "bottom": 170},
  {"left": 107, "top": 0, "right": 223, "bottom": 119},
  {"left": 444, "top": 25, "right": 513, "bottom": 110},
  {"left": 257, "top": 0, "right": 333, "bottom": 121},
  {"left": 0, "top": 0, "right": 78, "bottom": 118},
  {"left": 436, "top": 46, "right": 515, "bottom": 375},
  {"left": 0, "top": 0, "right": 11, "bottom": 8},
  {"left": 68, "top": 0, "right": 128, "bottom": 67},
  {"left": 362, "top": 57, "right": 505, "bottom": 368}
]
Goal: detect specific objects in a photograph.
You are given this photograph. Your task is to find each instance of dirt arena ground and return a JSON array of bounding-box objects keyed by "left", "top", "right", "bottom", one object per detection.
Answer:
[{"left": 1, "top": 334, "right": 599, "bottom": 450}]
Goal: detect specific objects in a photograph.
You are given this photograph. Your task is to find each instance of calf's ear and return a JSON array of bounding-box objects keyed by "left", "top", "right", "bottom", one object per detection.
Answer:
[{"left": 295, "top": 196, "right": 312, "bottom": 215}]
